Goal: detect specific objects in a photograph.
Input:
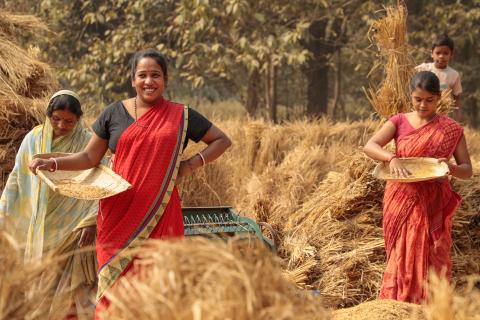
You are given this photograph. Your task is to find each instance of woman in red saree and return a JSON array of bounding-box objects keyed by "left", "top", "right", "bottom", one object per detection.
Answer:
[
  {"left": 29, "top": 49, "right": 232, "bottom": 316},
  {"left": 364, "top": 71, "right": 472, "bottom": 303}
]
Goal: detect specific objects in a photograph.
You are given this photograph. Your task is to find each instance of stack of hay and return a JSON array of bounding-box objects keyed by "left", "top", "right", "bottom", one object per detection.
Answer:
[
  {"left": 101, "top": 238, "right": 329, "bottom": 320},
  {"left": 0, "top": 11, "right": 56, "bottom": 187}
]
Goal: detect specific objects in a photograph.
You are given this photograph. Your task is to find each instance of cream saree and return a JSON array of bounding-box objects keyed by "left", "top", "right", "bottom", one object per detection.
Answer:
[{"left": 0, "top": 118, "right": 98, "bottom": 319}]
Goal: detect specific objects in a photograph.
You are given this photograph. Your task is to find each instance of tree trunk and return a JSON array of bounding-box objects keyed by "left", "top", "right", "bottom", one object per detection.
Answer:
[
  {"left": 332, "top": 49, "right": 342, "bottom": 120},
  {"left": 246, "top": 69, "right": 260, "bottom": 117},
  {"left": 305, "top": 58, "right": 329, "bottom": 116},
  {"left": 265, "top": 56, "right": 277, "bottom": 123},
  {"left": 303, "top": 20, "right": 336, "bottom": 117}
]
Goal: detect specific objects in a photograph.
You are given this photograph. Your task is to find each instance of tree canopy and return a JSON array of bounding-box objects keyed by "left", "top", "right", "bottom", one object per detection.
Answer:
[{"left": 1, "top": 0, "right": 479, "bottom": 126}]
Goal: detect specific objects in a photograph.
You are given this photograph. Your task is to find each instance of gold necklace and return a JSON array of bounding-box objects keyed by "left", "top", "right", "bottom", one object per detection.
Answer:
[{"left": 134, "top": 96, "right": 148, "bottom": 128}]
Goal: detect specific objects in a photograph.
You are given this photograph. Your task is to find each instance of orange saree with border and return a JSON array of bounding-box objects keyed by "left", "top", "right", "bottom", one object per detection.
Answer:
[{"left": 379, "top": 115, "right": 463, "bottom": 303}]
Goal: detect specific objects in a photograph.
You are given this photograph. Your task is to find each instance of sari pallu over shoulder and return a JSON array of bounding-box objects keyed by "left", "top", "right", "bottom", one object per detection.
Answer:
[
  {"left": 96, "top": 99, "right": 188, "bottom": 301},
  {"left": 380, "top": 115, "right": 463, "bottom": 302}
]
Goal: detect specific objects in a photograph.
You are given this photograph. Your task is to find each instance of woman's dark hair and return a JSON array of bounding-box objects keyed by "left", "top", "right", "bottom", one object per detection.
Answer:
[
  {"left": 431, "top": 34, "right": 454, "bottom": 52},
  {"left": 130, "top": 48, "right": 168, "bottom": 80},
  {"left": 410, "top": 71, "right": 441, "bottom": 95},
  {"left": 46, "top": 94, "right": 83, "bottom": 117}
]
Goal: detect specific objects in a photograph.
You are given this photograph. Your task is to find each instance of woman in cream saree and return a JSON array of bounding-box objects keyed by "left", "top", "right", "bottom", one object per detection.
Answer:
[{"left": 0, "top": 90, "right": 98, "bottom": 319}]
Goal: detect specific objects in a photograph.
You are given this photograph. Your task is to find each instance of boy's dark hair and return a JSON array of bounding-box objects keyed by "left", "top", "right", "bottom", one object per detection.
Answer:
[
  {"left": 431, "top": 34, "right": 454, "bottom": 52},
  {"left": 411, "top": 71, "right": 441, "bottom": 95},
  {"left": 47, "top": 94, "right": 83, "bottom": 117},
  {"left": 130, "top": 48, "right": 168, "bottom": 80}
]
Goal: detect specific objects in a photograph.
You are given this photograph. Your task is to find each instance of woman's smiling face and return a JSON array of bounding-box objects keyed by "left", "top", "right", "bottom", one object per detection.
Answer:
[
  {"left": 411, "top": 87, "right": 439, "bottom": 119},
  {"left": 132, "top": 57, "right": 166, "bottom": 105}
]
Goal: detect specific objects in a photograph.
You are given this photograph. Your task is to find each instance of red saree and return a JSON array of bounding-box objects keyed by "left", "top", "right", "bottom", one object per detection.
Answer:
[
  {"left": 95, "top": 99, "right": 187, "bottom": 310},
  {"left": 379, "top": 115, "right": 463, "bottom": 303}
]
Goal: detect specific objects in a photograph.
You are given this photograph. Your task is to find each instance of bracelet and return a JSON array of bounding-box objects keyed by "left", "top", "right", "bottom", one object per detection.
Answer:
[
  {"left": 197, "top": 152, "right": 206, "bottom": 166},
  {"left": 48, "top": 158, "right": 58, "bottom": 172}
]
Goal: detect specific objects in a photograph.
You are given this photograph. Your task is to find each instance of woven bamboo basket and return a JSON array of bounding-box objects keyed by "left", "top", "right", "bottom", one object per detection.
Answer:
[
  {"left": 372, "top": 157, "right": 449, "bottom": 183},
  {"left": 33, "top": 152, "right": 131, "bottom": 200}
]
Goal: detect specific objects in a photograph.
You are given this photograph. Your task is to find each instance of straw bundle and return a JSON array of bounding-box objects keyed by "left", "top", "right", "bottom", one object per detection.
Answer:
[
  {"left": 280, "top": 154, "right": 385, "bottom": 307},
  {"left": 0, "top": 229, "right": 68, "bottom": 320},
  {"left": 0, "top": 10, "right": 56, "bottom": 189},
  {"left": 365, "top": 3, "right": 415, "bottom": 118},
  {"left": 101, "top": 238, "right": 329, "bottom": 320},
  {"left": 437, "top": 88, "right": 456, "bottom": 115},
  {"left": 0, "top": 11, "right": 49, "bottom": 39}
]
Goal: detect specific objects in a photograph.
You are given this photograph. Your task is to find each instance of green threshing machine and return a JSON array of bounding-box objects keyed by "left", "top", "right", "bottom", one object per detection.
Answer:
[{"left": 182, "top": 206, "right": 277, "bottom": 253}]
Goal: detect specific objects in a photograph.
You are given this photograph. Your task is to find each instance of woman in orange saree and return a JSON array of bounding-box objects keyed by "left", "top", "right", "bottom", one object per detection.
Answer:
[
  {"left": 29, "top": 49, "right": 232, "bottom": 317},
  {"left": 364, "top": 71, "right": 472, "bottom": 303}
]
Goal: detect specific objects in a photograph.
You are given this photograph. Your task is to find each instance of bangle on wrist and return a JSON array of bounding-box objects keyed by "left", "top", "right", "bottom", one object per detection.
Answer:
[
  {"left": 197, "top": 151, "right": 206, "bottom": 166},
  {"left": 388, "top": 154, "right": 397, "bottom": 162},
  {"left": 48, "top": 158, "right": 58, "bottom": 172}
]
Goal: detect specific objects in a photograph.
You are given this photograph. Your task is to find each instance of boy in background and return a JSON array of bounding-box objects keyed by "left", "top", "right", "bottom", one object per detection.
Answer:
[{"left": 415, "top": 35, "right": 462, "bottom": 121}]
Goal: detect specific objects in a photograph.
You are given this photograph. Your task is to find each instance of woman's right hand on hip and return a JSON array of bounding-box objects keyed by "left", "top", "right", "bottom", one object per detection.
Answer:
[{"left": 28, "top": 158, "right": 54, "bottom": 175}]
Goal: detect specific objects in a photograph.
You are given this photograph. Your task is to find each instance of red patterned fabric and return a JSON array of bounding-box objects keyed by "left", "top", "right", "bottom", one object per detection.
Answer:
[
  {"left": 379, "top": 115, "right": 463, "bottom": 303},
  {"left": 95, "top": 98, "right": 185, "bottom": 317}
]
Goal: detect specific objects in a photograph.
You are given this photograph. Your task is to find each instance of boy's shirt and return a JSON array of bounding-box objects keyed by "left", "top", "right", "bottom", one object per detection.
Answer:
[{"left": 415, "top": 62, "right": 462, "bottom": 96}]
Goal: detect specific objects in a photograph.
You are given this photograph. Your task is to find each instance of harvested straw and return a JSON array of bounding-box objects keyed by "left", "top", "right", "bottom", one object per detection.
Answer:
[
  {"left": 331, "top": 299, "right": 424, "bottom": 320},
  {"left": 180, "top": 117, "right": 479, "bottom": 309},
  {"left": 0, "top": 10, "right": 57, "bottom": 189},
  {"left": 365, "top": 2, "right": 415, "bottom": 118},
  {"left": 0, "top": 11, "right": 49, "bottom": 39},
  {"left": 0, "top": 229, "right": 69, "bottom": 320},
  {"left": 424, "top": 272, "right": 480, "bottom": 320},
  {"left": 101, "top": 238, "right": 329, "bottom": 320},
  {"left": 437, "top": 88, "right": 456, "bottom": 115}
]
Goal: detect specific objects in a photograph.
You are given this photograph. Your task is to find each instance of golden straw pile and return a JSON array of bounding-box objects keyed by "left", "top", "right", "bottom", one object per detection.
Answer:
[
  {"left": 101, "top": 238, "right": 329, "bottom": 320},
  {"left": 0, "top": 10, "right": 56, "bottom": 188},
  {"left": 179, "top": 118, "right": 480, "bottom": 308}
]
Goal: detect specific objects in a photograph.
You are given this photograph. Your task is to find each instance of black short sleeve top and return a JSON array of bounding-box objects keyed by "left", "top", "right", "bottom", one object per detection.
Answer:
[{"left": 91, "top": 101, "right": 212, "bottom": 153}]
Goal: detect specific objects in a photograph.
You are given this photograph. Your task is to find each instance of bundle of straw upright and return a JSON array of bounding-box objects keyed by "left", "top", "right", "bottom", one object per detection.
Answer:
[
  {"left": 365, "top": 3, "right": 415, "bottom": 118},
  {"left": 364, "top": 3, "right": 455, "bottom": 118}
]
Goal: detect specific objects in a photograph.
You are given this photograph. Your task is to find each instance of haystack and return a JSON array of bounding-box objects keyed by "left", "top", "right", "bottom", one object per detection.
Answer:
[
  {"left": 0, "top": 10, "right": 56, "bottom": 187},
  {"left": 101, "top": 238, "right": 329, "bottom": 320}
]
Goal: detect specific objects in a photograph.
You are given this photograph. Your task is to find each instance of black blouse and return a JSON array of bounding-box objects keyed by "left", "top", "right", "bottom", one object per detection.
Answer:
[{"left": 92, "top": 101, "right": 212, "bottom": 153}]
